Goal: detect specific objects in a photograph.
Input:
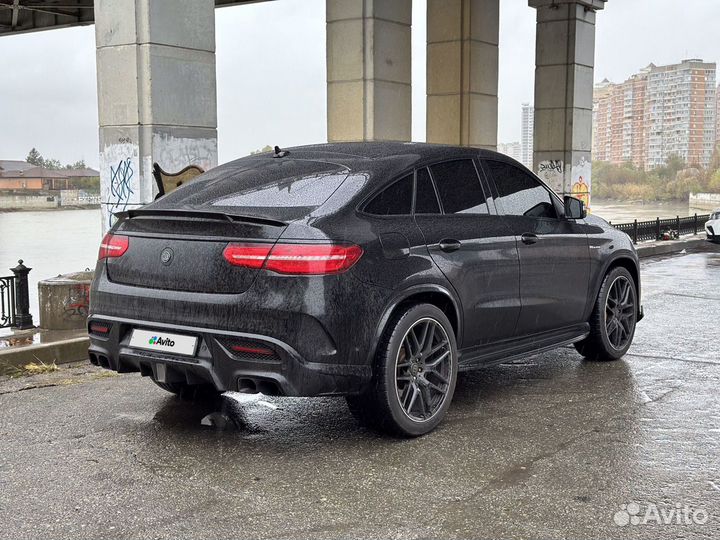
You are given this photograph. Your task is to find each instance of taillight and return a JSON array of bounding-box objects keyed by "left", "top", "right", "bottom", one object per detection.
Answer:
[
  {"left": 98, "top": 233, "right": 129, "bottom": 260},
  {"left": 265, "top": 243, "right": 363, "bottom": 275},
  {"left": 222, "top": 243, "right": 273, "bottom": 269},
  {"left": 223, "top": 242, "right": 363, "bottom": 275}
]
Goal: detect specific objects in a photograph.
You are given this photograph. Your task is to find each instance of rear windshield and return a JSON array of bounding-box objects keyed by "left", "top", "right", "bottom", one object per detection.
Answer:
[
  {"left": 154, "top": 159, "right": 348, "bottom": 211},
  {"left": 211, "top": 171, "right": 347, "bottom": 208}
]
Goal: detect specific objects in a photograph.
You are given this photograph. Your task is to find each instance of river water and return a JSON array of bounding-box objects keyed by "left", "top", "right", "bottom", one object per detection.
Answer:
[
  {"left": 0, "top": 199, "right": 709, "bottom": 326},
  {"left": 0, "top": 209, "right": 101, "bottom": 331},
  {"left": 591, "top": 199, "right": 702, "bottom": 223}
]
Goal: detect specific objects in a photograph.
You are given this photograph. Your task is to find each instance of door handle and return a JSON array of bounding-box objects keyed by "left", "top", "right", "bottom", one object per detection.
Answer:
[
  {"left": 521, "top": 233, "right": 538, "bottom": 245},
  {"left": 438, "top": 239, "right": 462, "bottom": 252}
]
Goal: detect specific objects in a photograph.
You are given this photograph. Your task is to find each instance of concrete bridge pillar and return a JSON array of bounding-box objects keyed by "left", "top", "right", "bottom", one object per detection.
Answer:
[
  {"left": 529, "top": 0, "right": 605, "bottom": 210},
  {"left": 94, "top": 0, "right": 218, "bottom": 230},
  {"left": 326, "top": 0, "right": 412, "bottom": 142},
  {"left": 426, "top": 0, "right": 499, "bottom": 149}
]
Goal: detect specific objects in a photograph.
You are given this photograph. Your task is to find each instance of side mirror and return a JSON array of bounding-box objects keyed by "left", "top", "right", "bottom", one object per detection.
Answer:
[{"left": 564, "top": 196, "right": 586, "bottom": 220}]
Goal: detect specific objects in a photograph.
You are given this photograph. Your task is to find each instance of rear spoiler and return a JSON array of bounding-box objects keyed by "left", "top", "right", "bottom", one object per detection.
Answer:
[{"left": 115, "top": 208, "right": 287, "bottom": 228}]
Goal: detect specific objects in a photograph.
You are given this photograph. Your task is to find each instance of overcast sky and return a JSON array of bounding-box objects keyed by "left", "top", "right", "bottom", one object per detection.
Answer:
[{"left": 1, "top": 0, "right": 719, "bottom": 169}]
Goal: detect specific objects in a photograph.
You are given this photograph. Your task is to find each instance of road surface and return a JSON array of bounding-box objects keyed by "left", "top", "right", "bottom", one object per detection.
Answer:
[{"left": 1, "top": 246, "right": 719, "bottom": 539}]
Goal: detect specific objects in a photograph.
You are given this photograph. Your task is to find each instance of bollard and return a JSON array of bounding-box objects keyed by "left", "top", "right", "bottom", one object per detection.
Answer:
[
  {"left": 655, "top": 217, "right": 661, "bottom": 240},
  {"left": 11, "top": 260, "right": 34, "bottom": 330},
  {"left": 676, "top": 215, "right": 680, "bottom": 236},
  {"left": 633, "top": 219, "right": 638, "bottom": 244},
  {"left": 694, "top": 213, "right": 698, "bottom": 235}
]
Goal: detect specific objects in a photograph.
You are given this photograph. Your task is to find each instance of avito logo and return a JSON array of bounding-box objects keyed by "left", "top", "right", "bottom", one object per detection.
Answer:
[{"left": 148, "top": 335, "right": 176, "bottom": 347}]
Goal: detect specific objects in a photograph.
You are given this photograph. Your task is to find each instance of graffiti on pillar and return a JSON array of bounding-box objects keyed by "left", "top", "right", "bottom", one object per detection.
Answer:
[
  {"left": 63, "top": 284, "right": 90, "bottom": 321},
  {"left": 571, "top": 157, "right": 592, "bottom": 211},
  {"left": 538, "top": 160, "right": 563, "bottom": 175},
  {"left": 152, "top": 133, "right": 218, "bottom": 174},
  {"left": 100, "top": 142, "right": 140, "bottom": 230},
  {"left": 148, "top": 133, "right": 217, "bottom": 199},
  {"left": 107, "top": 157, "right": 135, "bottom": 227},
  {"left": 537, "top": 160, "right": 564, "bottom": 194}
]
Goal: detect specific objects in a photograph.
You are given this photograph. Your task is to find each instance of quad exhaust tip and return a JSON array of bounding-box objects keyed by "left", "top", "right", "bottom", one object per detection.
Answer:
[
  {"left": 88, "top": 353, "right": 284, "bottom": 396},
  {"left": 238, "top": 377, "right": 282, "bottom": 396}
]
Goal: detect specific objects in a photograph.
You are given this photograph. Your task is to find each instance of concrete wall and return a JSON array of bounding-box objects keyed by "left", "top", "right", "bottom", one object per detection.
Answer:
[
  {"left": 60, "top": 189, "right": 79, "bottom": 206},
  {"left": 0, "top": 193, "right": 59, "bottom": 209},
  {"left": 59, "top": 189, "right": 95, "bottom": 206},
  {"left": 38, "top": 271, "right": 93, "bottom": 331},
  {"left": 690, "top": 193, "right": 720, "bottom": 212}
]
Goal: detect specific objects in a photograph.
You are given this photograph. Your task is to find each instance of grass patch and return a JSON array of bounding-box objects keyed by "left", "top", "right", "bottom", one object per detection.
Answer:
[
  {"left": 1, "top": 357, "right": 120, "bottom": 384},
  {"left": 22, "top": 360, "right": 59, "bottom": 375}
]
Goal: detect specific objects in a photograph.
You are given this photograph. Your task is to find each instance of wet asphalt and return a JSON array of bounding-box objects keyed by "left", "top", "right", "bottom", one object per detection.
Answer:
[{"left": 1, "top": 246, "right": 719, "bottom": 540}]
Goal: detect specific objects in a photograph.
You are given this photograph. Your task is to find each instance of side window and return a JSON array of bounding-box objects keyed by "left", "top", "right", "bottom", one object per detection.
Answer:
[
  {"left": 364, "top": 174, "right": 413, "bottom": 216},
  {"left": 486, "top": 160, "right": 558, "bottom": 219},
  {"left": 429, "top": 160, "right": 488, "bottom": 215},
  {"left": 414, "top": 168, "right": 441, "bottom": 214}
]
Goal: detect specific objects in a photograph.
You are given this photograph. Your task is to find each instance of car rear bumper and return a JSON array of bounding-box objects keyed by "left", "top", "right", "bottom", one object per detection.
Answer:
[{"left": 88, "top": 315, "right": 371, "bottom": 396}]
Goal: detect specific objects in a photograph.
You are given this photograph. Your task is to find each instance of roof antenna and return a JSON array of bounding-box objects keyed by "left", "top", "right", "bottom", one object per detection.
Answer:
[{"left": 273, "top": 146, "right": 290, "bottom": 158}]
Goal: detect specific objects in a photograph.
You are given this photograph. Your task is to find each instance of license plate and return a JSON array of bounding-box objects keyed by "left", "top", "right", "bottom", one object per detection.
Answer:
[{"left": 129, "top": 329, "right": 197, "bottom": 356}]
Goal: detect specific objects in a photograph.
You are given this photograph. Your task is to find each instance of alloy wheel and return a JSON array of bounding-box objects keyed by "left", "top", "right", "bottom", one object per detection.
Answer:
[
  {"left": 605, "top": 276, "right": 636, "bottom": 350},
  {"left": 394, "top": 318, "right": 453, "bottom": 422}
]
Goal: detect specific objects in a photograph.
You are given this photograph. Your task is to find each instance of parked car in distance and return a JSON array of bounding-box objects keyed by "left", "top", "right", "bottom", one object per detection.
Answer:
[
  {"left": 705, "top": 209, "right": 720, "bottom": 243},
  {"left": 88, "top": 142, "right": 643, "bottom": 436}
]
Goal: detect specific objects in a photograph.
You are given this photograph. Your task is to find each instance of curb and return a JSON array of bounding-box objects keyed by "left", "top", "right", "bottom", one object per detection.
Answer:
[
  {"left": 0, "top": 336, "right": 89, "bottom": 375},
  {"left": 636, "top": 236, "right": 711, "bottom": 258}
]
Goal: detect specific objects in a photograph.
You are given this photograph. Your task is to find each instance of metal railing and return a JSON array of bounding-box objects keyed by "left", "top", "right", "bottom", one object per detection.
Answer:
[
  {"left": 609, "top": 214, "right": 711, "bottom": 244},
  {"left": 0, "top": 275, "right": 16, "bottom": 329},
  {"left": 0, "top": 260, "right": 34, "bottom": 330}
]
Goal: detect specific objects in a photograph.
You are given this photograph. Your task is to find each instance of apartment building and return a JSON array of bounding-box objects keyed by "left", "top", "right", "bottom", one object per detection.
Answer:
[
  {"left": 716, "top": 82, "right": 720, "bottom": 149},
  {"left": 498, "top": 141, "right": 522, "bottom": 163},
  {"left": 520, "top": 103, "right": 534, "bottom": 169},
  {"left": 592, "top": 59, "right": 717, "bottom": 169}
]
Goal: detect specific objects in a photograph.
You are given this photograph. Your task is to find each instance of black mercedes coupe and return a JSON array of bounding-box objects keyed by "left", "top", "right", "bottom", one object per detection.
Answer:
[{"left": 88, "top": 142, "right": 642, "bottom": 436}]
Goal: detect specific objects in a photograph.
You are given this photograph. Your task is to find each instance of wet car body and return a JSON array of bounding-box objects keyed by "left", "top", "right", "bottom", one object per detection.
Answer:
[{"left": 88, "top": 142, "right": 642, "bottom": 413}]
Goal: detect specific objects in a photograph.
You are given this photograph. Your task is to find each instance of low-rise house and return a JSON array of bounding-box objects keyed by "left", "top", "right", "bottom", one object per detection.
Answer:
[{"left": 0, "top": 160, "right": 100, "bottom": 209}]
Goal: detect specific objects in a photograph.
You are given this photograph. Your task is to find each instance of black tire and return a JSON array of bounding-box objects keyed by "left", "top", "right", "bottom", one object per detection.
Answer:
[
  {"left": 152, "top": 380, "right": 221, "bottom": 401},
  {"left": 575, "top": 266, "right": 638, "bottom": 361},
  {"left": 346, "top": 304, "right": 458, "bottom": 437}
]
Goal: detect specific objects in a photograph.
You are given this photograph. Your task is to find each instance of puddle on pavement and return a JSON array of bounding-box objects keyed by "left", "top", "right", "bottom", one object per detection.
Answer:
[
  {"left": 0, "top": 334, "right": 37, "bottom": 349},
  {"left": 152, "top": 391, "right": 282, "bottom": 433},
  {"left": 0, "top": 328, "right": 86, "bottom": 349},
  {"left": 200, "top": 392, "right": 281, "bottom": 430}
]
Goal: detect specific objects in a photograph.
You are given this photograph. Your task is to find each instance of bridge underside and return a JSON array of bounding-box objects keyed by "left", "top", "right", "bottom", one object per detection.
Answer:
[
  {"left": 0, "top": 0, "right": 264, "bottom": 35},
  {"left": 2, "top": 0, "right": 606, "bottom": 233}
]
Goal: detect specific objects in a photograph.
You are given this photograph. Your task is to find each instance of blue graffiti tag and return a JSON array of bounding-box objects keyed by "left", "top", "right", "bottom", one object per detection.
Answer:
[{"left": 108, "top": 158, "right": 134, "bottom": 228}]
